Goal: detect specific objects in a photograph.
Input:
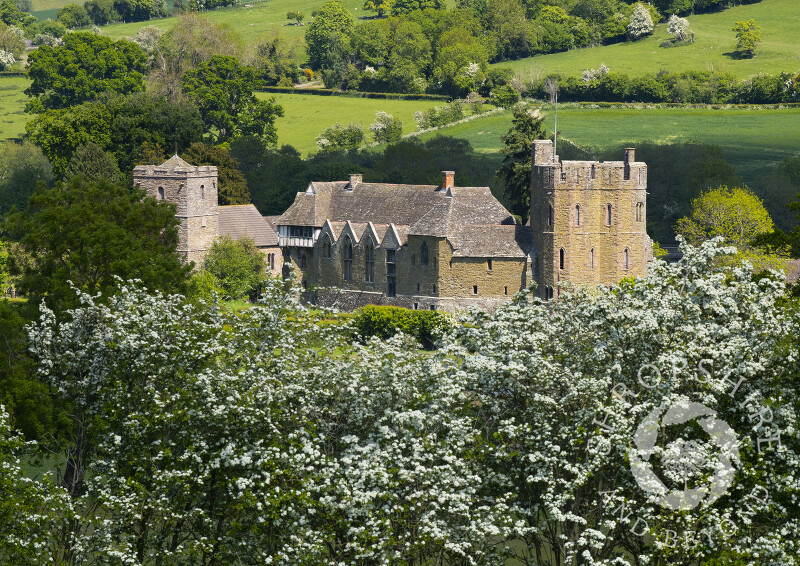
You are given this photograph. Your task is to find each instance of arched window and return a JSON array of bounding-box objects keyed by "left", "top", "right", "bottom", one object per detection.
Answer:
[
  {"left": 575, "top": 204, "right": 581, "bottom": 227},
  {"left": 420, "top": 240, "right": 429, "bottom": 266},
  {"left": 590, "top": 248, "right": 595, "bottom": 270},
  {"left": 201, "top": 184, "right": 205, "bottom": 199},
  {"left": 606, "top": 203, "right": 612, "bottom": 225},
  {"left": 559, "top": 248, "right": 565, "bottom": 270},
  {"left": 636, "top": 202, "right": 644, "bottom": 222},
  {"left": 342, "top": 236, "right": 353, "bottom": 281},
  {"left": 322, "top": 235, "right": 332, "bottom": 258},
  {"left": 548, "top": 204, "right": 554, "bottom": 227},
  {"left": 364, "top": 239, "right": 375, "bottom": 283},
  {"left": 623, "top": 248, "right": 630, "bottom": 270},
  {"left": 158, "top": 186, "right": 165, "bottom": 200}
]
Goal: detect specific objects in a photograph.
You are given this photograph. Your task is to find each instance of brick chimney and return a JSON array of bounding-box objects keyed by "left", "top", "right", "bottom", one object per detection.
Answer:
[
  {"left": 624, "top": 148, "right": 635, "bottom": 180},
  {"left": 348, "top": 173, "right": 362, "bottom": 190},
  {"left": 441, "top": 170, "right": 455, "bottom": 190}
]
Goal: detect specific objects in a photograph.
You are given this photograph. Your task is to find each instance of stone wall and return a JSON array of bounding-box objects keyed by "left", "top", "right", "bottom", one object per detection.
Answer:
[
  {"left": 133, "top": 164, "right": 219, "bottom": 265},
  {"left": 530, "top": 140, "right": 652, "bottom": 297},
  {"left": 291, "top": 230, "right": 531, "bottom": 312}
]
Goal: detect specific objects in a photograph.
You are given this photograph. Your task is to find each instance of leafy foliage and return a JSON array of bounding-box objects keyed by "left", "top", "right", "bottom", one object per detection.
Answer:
[
  {"left": 182, "top": 55, "right": 284, "bottom": 145},
  {"left": 25, "top": 32, "right": 147, "bottom": 112},
  {"left": 63, "top": 142, "right": 122, "bottom": 183},
  {"left": 0, "top": 140, "right": 53, "bottom": 215},
  {"left": 4, "top": 176, "right": 191, "bottom": 313},
  {"left": 351, "top": 304, "right": 452, "bottom": 349},
  {"left": 304, "top": 0, "right": 354, "bottom": 70},
  {"left": 733, "top": 18, "right": 761, "bottom": 59},
  {"left": 497, "top": 103, "right": 547, "bottom": 221},
  {"left": 315, "top": 122, "right": 364, "bottom": 152},
  {"left": 202, "top": 235, "right": 266, "bottom": 300},
  {"left": 369, "top": 111, "right": 402, "bottom": 144},
  {"left": 182, "top": 142, "right": 251, "bottom": 205}
]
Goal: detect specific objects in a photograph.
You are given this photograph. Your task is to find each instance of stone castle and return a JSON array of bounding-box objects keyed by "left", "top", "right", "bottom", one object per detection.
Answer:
[{"left": 135, "top": 144, "right": 652, "bottom": 312}]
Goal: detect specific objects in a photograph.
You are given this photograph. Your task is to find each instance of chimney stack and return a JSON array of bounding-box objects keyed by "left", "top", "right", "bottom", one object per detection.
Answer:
[
  {"left": 441, "top": 171, "right": 455, "bottom": 190},
  {"left": 624, "top": 148, "right": 635, "bottom": 180},
  {"left": 348, "top": 173, "right": 362, "bottom": 189}
]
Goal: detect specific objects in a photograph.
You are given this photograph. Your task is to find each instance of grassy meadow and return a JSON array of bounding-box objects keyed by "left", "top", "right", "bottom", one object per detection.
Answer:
[
  {"left": 493, "top": 0, "right": 800, "bottom": 79},
  {"left": 418, "top": 103, "right": 800, "bottom": 185},
  {"left": 260, "top": 92, "right": 447, "bottom": 154},
  {"left": 0, "top": 77, "right": 30, "bottom": 140}
]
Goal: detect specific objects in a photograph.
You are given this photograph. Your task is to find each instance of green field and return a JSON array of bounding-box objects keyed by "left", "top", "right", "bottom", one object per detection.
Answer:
[
  {"left": 101, "top": 0, "right": 368, "bottom": 45},
  {"left": 419, "top": 103, "right": 800, "bottom": 184},
  {"left": 257, "top": 92, "right": 444, "bottom": 154},
  {"left": 493, "top": 0, "right": 800, "bottom": 79},
  {"left": 0, "top": 77, "right": 30, "bottom": 140}
]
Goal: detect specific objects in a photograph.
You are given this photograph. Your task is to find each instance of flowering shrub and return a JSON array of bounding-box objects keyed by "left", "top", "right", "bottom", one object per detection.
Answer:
[
  {"left": 13, "top": 240, "right": 800, "bottom": 564},
  {"left": 315, "top": 122, "right": 364, "bottom": 152},
  {"left": 414, "top": 102, "right": 465, "bottom": 129},
  {"left": 0, "top": 50, "right": 15, "bottom": 71},
  {"left": 668, "top": 14, "right": 690, "bottom": 42},
  {"left": 627, "top": 3, "right": 654, "bottom": 40},
  {"left": 369, "top": 110, "right": 402, "bottom": 144}
]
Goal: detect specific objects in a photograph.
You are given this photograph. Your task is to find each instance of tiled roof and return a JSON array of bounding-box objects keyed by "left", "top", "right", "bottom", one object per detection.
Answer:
[
  {"left": 219, "top": 204, "right": 279, "bottom": 247},
  {"left": 278, "top": 177, "right": 527, "bottom": 257},
  {"left": 451, "top": 225, "right": 533, "bottom": 258}
]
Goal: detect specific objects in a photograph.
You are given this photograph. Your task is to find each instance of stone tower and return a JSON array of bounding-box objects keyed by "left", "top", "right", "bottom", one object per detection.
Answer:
[
  {"left": 530, "top": 140, "right": 652, "bottom": 298},
  {"left": 133, "top": 155, "right": 219, "bottom": 266}
]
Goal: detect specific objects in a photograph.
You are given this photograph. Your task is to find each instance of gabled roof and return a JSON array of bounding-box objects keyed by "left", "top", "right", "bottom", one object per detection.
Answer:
[
  {"left": 278, "top": 181, "right": 514, "bottom": 236},
  {"left": 219, "top": 204, "right": 279, "bottom": 247}
]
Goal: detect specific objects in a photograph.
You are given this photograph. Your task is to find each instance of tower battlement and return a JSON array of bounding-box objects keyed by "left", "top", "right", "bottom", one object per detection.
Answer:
[
  {"left": 530, "top": 140, "right": 652, "bottom": 298},
  {"left": 133, "top": 155, "right": 219, "bottom": 266}
]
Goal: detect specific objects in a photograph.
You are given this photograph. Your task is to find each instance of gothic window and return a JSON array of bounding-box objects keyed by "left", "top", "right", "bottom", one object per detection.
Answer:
[
  {"left": 386, "top": 249, "right": 396, "bottom": 297},
  {"left": 342, "top": 236, "right": 353, "bottom": 281},
  {"left": 623, "top": 248, "right": 630, "bottom": 270},
  {"left": 575, "top": 204, "right": 581, "bottom": 227},
  {"left": 364, "top": 239, "right": 375, "bottom": 283},
  {"left": 158, "top": 186, "right": 164, "bottom": 200},
  {"left": 322, "top": 235, "right": 332, "bottom": 258},
  {"left": 420, "top": 241, "right": 429, "bottom": 266},
  {"left": 559, "top": 248, "right": 565, "bottom": 270},
  {"left": 606, "top": 203, "right": 612, "bottom": 225},
  {"left": 590, "top": 248, "right": 595, "bottom": 270}
]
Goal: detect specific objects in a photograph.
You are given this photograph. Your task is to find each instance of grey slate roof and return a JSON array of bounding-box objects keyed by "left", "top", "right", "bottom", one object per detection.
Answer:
[
  {"left": 451, "top": 225, "right": 533, "bottom": 258},
  {"left": 219, "top": 204, "right": 279, "bottom": 247},
  {"left": 160, "top": 154, "right": 193, "bottom": 171},
  {"left": 278, "top": 178, "right": 530, "bottom": 257}
]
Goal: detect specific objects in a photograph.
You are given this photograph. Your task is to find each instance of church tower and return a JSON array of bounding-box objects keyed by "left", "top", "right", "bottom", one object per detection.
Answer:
[
  {"left": 530, "top": 140, "right": 652, "bottom": 298},
  {"left": 133, "top": 155, "right": 219, "bottom": 266}
]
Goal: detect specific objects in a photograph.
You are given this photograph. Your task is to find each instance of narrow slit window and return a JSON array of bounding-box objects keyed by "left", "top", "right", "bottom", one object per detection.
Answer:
[
  {"left": 606, "top": 204, "right": 612, "bottom": 225},
  {"left": 559, "top": 248, "right": 565, "bottom": 270},
  {"left": 575, "top": 204, "right": 581, "bottom": 227},
  {"left": 623, "top": 248, "right": 630, "bottom": 270}
]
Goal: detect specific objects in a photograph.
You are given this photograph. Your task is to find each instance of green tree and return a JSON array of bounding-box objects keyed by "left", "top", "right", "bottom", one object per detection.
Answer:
[
  {"left": 0, "top": 21, "right": 25, "bottom": 58},
  {"left": 56, "top": 3, "right": 90, "bottom": 28},
  {"left": 363, "top": 0, "right": 392, "bottom": 16},
  {"left": 25, "top": 92, "right": 204, "bottom": 176},
  {"left": 4, "top": 176, "right": 192, "bottom": 314},
  {"left": 674, "top": 185, "right": 786, "bottom": 271},
  {"left": 63, "top": 142, "right": 122, "bottom": 183},
  {"left": 202, "top": 235, "right": 266, "bottom": 300},
  {"left": 250, "top": 30, "right": 303, "bottom": 86},
  {"left": 149, "top": 14, "right": 240, "bottom": 101},
  {"left": 0, "top": 0, "right": 35, "bottom": 26},
  {"left": 432, "top": 26, "right": 489, "bottom": 96},
  {"left": 84, "top": 0, "right": 119, "bottom": 24},
  {"left": 0, "top": 141, "right": 53, "bottom": 215},
  {"left": 181, "top": 55, "right": 284, "bottom": 145},
  {"left": 732, "top": 18, "right": 761, "bottom": 59},
  {"left": 25, "top": 32, "right": 147, "bottom": 112},
  {"left": 390, "top": 0, "right": 444, "bottom": 15},
  {"left": 286, "top": 9, "right": 303, "bottom": 23},
  {"left": 497, "top": 104, "right": 547, "bottom": 221},
  {"left": 304, "top": 0, "right": 355, "bottom": 69},
  {"left": 316, "top": 122, "right": 364, "bottom": 152},
  {"left": 181, "top": 142, "right": 251, "bottom": 205}
]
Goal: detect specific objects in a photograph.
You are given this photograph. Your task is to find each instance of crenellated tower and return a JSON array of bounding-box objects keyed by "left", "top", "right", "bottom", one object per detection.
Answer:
[
  {"left": 530, "top": 140, "right": 652, "bottom": 298},
  {"left": 133, "top": 155, "right": 219, "bottom": 266}
]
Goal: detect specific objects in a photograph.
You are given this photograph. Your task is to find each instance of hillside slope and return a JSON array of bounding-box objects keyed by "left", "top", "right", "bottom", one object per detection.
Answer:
[{"left": 493, "top": 0, "right": 800, "bottom": 79}]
